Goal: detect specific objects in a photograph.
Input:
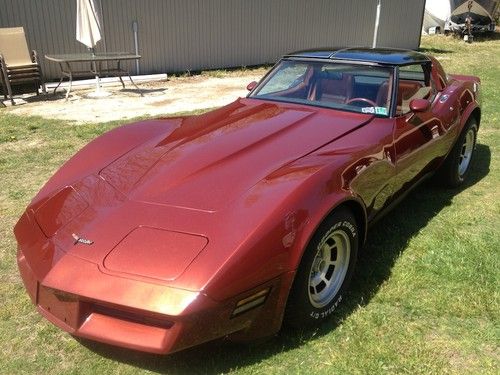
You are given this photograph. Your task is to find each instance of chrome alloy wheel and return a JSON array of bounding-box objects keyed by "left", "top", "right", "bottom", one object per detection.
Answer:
[
  {"left": 458, "top": 127, "right": 475, "bottom": 177},
  {"left": 308, "top": 228, "right": 351, "bottom": 308}
]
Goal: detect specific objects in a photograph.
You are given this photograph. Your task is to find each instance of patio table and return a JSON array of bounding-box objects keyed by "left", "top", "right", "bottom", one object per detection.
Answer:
[{"left": 45, "top": 52, "right": 142, "bottom": 99}]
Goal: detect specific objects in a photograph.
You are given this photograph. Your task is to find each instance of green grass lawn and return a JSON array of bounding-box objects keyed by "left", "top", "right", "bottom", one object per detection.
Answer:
[{"left": 0, "top": 36, "right": 499, "bottom": 374}]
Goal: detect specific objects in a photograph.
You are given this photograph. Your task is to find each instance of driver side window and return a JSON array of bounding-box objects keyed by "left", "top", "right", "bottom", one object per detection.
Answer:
[
  {"left": 257, "top": 62, "right": 310, "bottom": 97},
  {"left": 397, "top": 64, "right": 436, "bottom": 115}
]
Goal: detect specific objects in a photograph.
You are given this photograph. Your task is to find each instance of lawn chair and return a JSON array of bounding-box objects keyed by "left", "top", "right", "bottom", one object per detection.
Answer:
[{"left": 0, "top": 27, "right": 46, "bottom": 105}]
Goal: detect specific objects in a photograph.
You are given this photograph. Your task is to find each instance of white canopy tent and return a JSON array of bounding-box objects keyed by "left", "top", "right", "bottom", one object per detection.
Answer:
[{"left": 422, "top": 0, "right": 451, "bottom": 34}]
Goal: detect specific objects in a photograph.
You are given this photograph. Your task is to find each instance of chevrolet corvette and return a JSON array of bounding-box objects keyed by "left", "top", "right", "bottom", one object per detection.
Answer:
[{"left": 15, "top": 48, "right": 481, "bottom": 354}]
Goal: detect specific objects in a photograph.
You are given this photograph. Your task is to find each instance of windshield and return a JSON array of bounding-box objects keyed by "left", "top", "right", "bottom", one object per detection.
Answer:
[{"left": 249, "top": 60, "right": 393, "bottom": 117}]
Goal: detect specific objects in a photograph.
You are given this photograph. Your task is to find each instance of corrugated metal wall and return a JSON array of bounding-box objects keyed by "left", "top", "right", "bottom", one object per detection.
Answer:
[{"left": 0, "top": 0, "right": 425, "bottom": 80}]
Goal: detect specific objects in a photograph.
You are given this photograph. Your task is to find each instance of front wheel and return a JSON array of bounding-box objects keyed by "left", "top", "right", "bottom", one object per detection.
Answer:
[
  {"left": 285, "top": 208, "right": 358, "bottom": 327},
  {"left": 440, "top": 118, "right": 478, "bottom": 187}
]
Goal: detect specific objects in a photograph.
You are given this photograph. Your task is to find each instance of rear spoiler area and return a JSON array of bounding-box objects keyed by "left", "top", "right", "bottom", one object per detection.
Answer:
[{"left": 448, "top": 74, "right": 481, "bottom": 84}]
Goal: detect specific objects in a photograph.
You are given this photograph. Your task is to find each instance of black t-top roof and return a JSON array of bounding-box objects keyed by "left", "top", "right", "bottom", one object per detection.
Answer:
[{"left": 285, "top": 47, "right": 430, "bottom": 65}]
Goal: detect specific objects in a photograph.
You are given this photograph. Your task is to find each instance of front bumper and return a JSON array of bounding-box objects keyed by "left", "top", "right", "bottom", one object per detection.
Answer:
[
  {"left": 15, "top": 212, "right": 288, "bottom": 354},
  {"left": 19, "top": 246, "right": 223, "bottom": 353}
]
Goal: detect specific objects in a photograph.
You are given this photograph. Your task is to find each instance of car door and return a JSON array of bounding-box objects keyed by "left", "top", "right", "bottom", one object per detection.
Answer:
[{"left": 391, "top": 62, "right": 460, "bottom": 197}]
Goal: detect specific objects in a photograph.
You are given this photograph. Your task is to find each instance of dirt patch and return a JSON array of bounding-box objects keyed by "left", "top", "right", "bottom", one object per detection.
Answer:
[
  {"left": 0, "top": 138, "right": 46, "bottom": 153},
  {"left": 2, "top": 70, "right": 267, "bottom": 124}
]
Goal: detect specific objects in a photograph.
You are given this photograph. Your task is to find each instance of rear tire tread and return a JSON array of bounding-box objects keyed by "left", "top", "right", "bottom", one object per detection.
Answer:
[{"left": 439, "top": 118, "right": 478, "bottom": 188}]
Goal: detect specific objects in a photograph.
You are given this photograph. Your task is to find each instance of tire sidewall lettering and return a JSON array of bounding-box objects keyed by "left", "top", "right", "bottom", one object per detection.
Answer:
[
  {"left": 309, "top": 294, "right": 343, "bottom": 319},
  {"left": 342, "top": 221, "right": 356, "bottom": 237},
  {"left": 328, "top": 220, "right": 356, "bottom": 238}
]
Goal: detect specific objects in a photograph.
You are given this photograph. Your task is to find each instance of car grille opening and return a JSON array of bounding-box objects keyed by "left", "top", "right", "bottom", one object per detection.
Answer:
[{"left": 92, "top": 304, "right": 174, "bottom": 329}]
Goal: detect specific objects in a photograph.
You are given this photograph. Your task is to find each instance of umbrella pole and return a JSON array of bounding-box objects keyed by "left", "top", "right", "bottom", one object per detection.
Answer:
[
  {"left": 87, "top": 59, "right": 110, "bottom": 98},
  {"left": 93, "top": 59, "right": 100, "bottom": 94},
  {"left": 95, "top": 74, "right": 100, "bottom": 94}
]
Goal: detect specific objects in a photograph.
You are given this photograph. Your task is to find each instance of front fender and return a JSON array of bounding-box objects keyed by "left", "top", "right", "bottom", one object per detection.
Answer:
[
  {"left": 204, "top": 152, "right": 366, "bottom": 300},
  {"left": 282, "top": 169, "right": 366, "bottom": 272},
  {"left": 32, "top": 118, "right": 181, "bottom": 206}
]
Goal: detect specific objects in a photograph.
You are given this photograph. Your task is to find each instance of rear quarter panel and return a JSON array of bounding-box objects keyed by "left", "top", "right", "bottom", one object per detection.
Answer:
[
  {"left": 444, "top": 71, "right": 481, "bottom": 131},
  {"left": 430, "top": 55, "right": 481, "bottom": 132}
]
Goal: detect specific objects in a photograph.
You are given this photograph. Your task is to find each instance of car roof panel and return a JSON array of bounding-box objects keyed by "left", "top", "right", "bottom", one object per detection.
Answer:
[{"left": 285, "top": 47, "right": 430, "bottom": 65}]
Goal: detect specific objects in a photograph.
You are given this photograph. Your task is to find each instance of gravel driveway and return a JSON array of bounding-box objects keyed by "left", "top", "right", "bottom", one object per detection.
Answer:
[{"left": 3, "top": 69, "right": 267, "bottom": 123}]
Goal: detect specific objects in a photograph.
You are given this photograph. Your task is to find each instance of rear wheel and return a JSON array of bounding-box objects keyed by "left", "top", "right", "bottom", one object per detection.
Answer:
[
  {"left": 440, "top": 118, "right": 478, "bottom": 187},
  {"left": 285, "top": 208, "right": 358, "bottom": 327}
]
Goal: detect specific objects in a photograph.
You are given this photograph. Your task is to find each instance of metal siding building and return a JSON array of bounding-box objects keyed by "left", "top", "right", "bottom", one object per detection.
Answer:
[{"left": 0, "top": 0, "right": 425, "bottom": 80}]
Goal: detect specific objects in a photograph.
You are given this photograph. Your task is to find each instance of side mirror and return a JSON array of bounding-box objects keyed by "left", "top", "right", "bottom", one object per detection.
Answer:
[
  {"left": 409, "top": 98, "right": 430, "bottom": 112},
  {"left": 246, "top": 81, "right": 257, "bottom": 91}
]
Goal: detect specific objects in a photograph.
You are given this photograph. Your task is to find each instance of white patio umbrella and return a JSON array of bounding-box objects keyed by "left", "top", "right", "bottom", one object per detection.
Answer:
[
  {"left": 372, "top": 0, "right": 381, "bottom": 48},
  {"left": 76, "top": 0, "right": 107, "bottom": 96},
  {"left": 76, "top": 0, "right": 101, "bottom": 49}
]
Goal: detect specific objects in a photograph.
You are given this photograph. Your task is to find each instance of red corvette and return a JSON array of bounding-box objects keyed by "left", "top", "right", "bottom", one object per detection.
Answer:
[{"left": 15, "top": 48, "right": 481, "bottom": 354}]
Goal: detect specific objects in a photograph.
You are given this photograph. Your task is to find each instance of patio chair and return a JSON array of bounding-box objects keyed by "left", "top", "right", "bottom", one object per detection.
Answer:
[{"left": 0, "top": 27, "right": 46, "bottom": 105}]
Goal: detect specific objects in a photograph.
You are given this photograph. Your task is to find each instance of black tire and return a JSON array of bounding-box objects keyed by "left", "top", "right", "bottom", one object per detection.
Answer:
[
  {"left": 440, "top": 118, "right": 478, "bottom": 188},
  {"left": 285, "top": 208, "right": 358, "bottom": 327}
]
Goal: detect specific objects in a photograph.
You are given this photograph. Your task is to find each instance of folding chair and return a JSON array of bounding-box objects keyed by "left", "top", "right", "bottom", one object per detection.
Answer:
[{"left": 0, "top": 27, "right": 46, "bottom": 105}]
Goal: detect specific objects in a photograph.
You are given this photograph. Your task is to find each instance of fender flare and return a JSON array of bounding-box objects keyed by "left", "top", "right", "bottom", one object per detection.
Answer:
[
  {"left": 459, "top": 102, "right": 481, "bottom": 133},
  {"left": 287, "top": 193, "right": 367, "bottom": 271}
]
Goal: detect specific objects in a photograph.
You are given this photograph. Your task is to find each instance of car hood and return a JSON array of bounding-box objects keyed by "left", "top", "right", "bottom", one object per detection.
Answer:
[
  {"left": 100, "top": 98, "right": 372, "bottom": 211},
  {"left": 19, "top": 98, "right": 375, "bottom": 292}
]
